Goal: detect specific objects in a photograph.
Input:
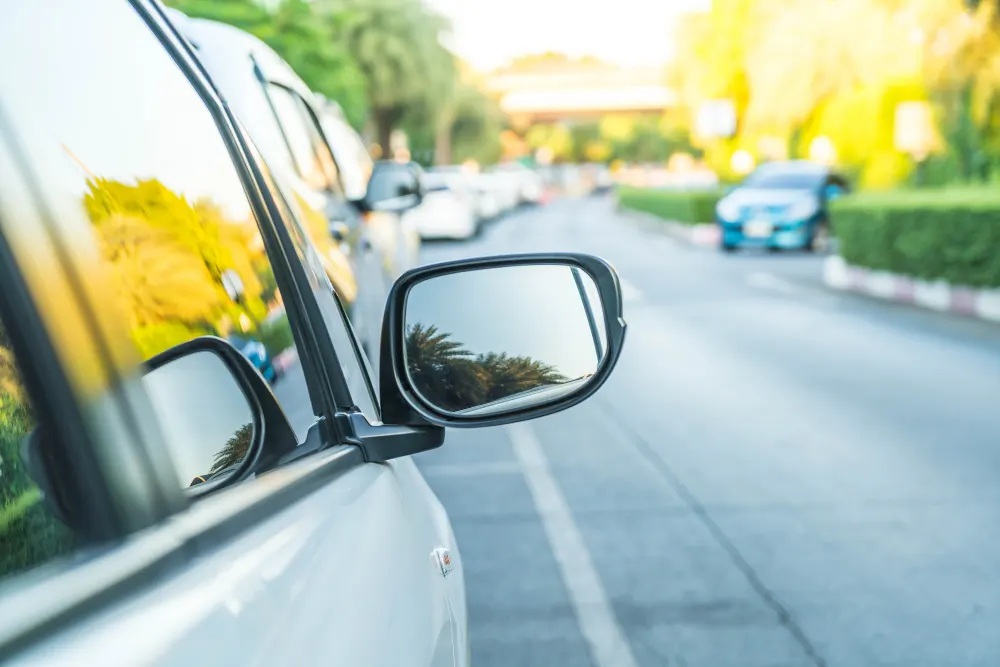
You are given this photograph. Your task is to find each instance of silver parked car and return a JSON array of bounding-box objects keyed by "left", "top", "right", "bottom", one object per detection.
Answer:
[{"left": 0, "top": 3, "right": 626, "bottom": 667}]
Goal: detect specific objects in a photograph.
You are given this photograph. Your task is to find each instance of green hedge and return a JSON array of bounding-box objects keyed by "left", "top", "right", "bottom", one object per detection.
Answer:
[
  {"left": 260, "top": 313, "right": 295, "bottom": 358},
  {"left": 832, "top": 189, "right": 1000, "bottom": 288},
  {"left": 0, "top": 399, "right": 74, "bottom": 579},
  {"left": 617, "top": 187, "right": 721, "bottom": 225}
]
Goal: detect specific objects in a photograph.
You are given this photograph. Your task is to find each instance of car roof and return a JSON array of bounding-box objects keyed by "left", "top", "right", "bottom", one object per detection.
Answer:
[
  {"left": 174, "top": 14, "right": 312, "bottom": 97},
  {"left": 165, "top": 13, "right": 327, "bottom": 199}
]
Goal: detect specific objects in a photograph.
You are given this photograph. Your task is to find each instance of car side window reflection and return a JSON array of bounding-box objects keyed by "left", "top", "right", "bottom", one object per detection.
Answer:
[{"left": 0, "top": 1, "right": 318, "bottom": 473}]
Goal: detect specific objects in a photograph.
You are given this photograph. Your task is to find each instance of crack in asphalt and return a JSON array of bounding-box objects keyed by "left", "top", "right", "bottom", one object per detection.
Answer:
[{"left": 598, "top": 400, "right": 828, "bottom": 667}]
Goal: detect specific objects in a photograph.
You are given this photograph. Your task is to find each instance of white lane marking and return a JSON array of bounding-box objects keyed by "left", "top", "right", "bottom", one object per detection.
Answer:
[
  {"left": 509, "top": 423, "right": 639, "bottom": 667},
  {"left": 618, "top": 277, "right": 642, "bottom": 303},
  {"left": 419, "top": 461, "right": 521, "bottom": 478}
]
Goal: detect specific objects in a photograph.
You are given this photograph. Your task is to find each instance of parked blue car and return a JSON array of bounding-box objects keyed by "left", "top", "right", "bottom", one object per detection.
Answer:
[
  {"left": 227, "top": 334, "right": 278, "bottom": 383},
  {"left": 716, "top": 161, "right": 849, "bottom": 253}
]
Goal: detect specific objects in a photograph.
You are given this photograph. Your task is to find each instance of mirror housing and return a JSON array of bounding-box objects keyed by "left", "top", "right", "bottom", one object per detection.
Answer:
[
  {"left": 141, "top": 336, "right": 299, "bottom": 494},
  {"left": 378, "top": 253, "right": 627, "bottom": 428},
  {"left": 22, "top": 336, "right": 300, "bottom": 521},
  {"left": 354, "top": 160, "right": 424, "bottom": 214}
]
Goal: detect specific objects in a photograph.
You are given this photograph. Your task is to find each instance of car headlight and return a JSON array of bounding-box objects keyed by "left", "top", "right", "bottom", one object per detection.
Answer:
[
  {"left": 785, "top": 198, "right": 819, "bottom": 221},
  {"left": 716, "top": 199, "right": 741, "bottom": 221}
]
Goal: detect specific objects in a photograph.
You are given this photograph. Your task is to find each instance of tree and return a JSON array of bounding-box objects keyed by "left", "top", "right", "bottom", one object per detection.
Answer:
[
  {"left": 475, "top": 352, "right": 567, "bottom": 404},
  {"left": 319, "top": 0, "right": 458, "bottom": 156},
  {"left": 82, "top": 177, "right": 268, "bottom": 357},
  {"left": 210, "top": 423, "right": 254, "bottom": 474},
  {"left": 167, "top": 0, "right": 369, "bottom": 129},
  {"left": 404, "top": 324, "right": 486, "bottom": 412},
  {"left": 404, "top": 324, "right": 570, "bottom": 412}
]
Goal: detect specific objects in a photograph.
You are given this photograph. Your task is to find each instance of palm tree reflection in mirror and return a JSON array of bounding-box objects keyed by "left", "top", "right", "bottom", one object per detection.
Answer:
[
  {"left": 405, "top": 324, "right": 569, "bottom": 414},
  {"left": 189, "top": 422, "right": 254, "bottom": 487}
]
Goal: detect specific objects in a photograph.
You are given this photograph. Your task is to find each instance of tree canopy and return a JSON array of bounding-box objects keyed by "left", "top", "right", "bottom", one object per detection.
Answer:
[{"left": 671, "top": 0, "right": 1000, "bottom": 186}]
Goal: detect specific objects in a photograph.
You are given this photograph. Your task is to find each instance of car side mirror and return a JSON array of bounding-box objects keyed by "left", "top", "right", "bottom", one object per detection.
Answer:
[
  {"left": 140, "top": 336, "right": 300, "bottom": 492},
  {"left": 378, "top": 253, "right": 627, "bottom": 427},
  {"left": 358, "top": 162, "right": 423, "bottom": 214},
  {"left": 20, "top": 336, "right": 300, "bottom": 530}
]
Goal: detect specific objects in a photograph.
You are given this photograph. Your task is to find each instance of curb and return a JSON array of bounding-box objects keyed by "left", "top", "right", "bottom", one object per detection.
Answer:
[
  {"left": 618, "top": 207, "right": 720, "bottom": 248},
  {"left": 273, "top": 348, "right": 299, "bottom": 372},
  {"left": 823, "top": 255, "right": 1000, "bottom": 323}
]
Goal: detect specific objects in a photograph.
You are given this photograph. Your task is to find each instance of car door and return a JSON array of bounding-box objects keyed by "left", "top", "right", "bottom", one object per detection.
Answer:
[{"left": 0, "top": 3, "right": 464, "bottom": 666}]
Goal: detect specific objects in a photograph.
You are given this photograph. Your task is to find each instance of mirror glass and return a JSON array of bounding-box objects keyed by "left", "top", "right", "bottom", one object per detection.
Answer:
[
  {"left": 404, "top": 264, "right": 607, "bottom": 417},
  {"left": 142, "top": 351, "right": 255, "bottom": 489}
]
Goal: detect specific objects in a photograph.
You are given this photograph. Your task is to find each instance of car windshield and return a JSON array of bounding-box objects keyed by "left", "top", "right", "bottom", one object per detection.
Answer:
[{"left": 742, "top": 168, "right": 826, "bottom": 190}]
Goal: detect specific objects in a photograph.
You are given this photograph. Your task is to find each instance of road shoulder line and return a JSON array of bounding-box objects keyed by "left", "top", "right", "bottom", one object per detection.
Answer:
[{"left": 509, "top": 422, "right": 639, "bottom": 667}]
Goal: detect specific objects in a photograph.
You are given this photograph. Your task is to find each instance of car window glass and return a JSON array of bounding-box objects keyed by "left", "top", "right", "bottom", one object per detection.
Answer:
[
  {"left": 0, "top": 1, "right": 318, "bottom": 455},
  {"left": 0, "top": 321, "right": 75, "bottom": 583},
  {"left": 743, "top": 169, "right": 826, "bottom": 190},
  {"left": 295, "top": 96, "right": 345, "bottom": 198},
  {"left": 267, "top": 84, "right": 330, "bottom": 192},
  {"left": 322, "top": 114, "right": 371, "bottom": 202}
]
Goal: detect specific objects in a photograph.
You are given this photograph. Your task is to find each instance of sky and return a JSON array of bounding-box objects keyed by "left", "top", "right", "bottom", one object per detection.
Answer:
[{"left": 426, "top": 0, "right": 711, "bottom": 71}]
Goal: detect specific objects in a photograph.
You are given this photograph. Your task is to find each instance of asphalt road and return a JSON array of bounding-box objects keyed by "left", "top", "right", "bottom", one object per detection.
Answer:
[{"left": 414, "top": 196, "right": 1000, "bottom": 667}]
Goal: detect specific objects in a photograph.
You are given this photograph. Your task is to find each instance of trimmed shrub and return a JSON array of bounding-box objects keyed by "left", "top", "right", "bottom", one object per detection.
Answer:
[
  {"left": 617, "top": 187, "right": 721, "bottom": 225},
  {"left": 260, "top": 313, "right": 295, "bottom": 358},
  {"left": 832, "top": 188, "right": 1000, "bottom": 288}
]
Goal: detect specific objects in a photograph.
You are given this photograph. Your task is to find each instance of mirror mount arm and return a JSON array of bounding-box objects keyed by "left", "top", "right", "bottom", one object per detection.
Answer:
[{"left": 336, "top": 411, "right": 444, "bottom": 463}]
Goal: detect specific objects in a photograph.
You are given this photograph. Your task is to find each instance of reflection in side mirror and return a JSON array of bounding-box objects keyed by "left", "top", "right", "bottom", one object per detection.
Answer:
[
  {"left": 143, "top": 349, "right": 255, "bottom": 491},
  {"left": 399, "top": 260, "right": 617, "bottom": 419}
]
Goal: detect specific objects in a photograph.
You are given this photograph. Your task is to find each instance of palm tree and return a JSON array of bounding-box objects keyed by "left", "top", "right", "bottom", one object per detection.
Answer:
[
  {"left": 319, "top": 0, "right": 456, "bottom": 155},
  {"left": 405, "top": 324, "right": 486, "bottom": 412},
  {"left": 475, "top": 353, "right": 568, "bottom": 404},
  {"left": 210, "top": 422, "right": 254, "bottom": 475}
]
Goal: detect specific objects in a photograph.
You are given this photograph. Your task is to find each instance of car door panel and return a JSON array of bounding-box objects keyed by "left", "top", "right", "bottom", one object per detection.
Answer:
[{"left": 9, "top": 455, "right": 457, "bottom": 667}]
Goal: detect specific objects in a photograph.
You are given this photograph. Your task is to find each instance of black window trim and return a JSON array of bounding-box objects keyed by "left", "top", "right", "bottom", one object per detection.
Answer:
[{"left": 0, "top": 1, "right": 374, "bottom": 656}]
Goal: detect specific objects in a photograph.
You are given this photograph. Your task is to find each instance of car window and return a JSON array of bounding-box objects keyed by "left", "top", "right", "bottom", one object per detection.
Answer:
[
  {"left": 0, "top": 321, "right": 74, "bottom": 582},
  {"left": 0, "top": 0, "right": 319, "bottom": 456},
  {"left": 322, "top": 114, "right": 373, "bottom": 202},
  {"left": 267, "top": 84, "right": 340, "bottom": 195},
  {"left": 742, "top": 168, "right": 826, "bottom": 190},
  {"left": 293, "top": 94, "right": 345, "bottom": 198}
]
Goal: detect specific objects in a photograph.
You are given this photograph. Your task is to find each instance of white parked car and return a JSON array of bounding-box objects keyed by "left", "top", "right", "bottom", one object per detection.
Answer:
[
  {"left": 492, "top": 162, "right": 544, "bottom": 205},
  {"left": 406, "top": 172, "right": 480, "bottom": 240},
  {"left": 0, "top": 5, "right": 627, "bottom": 667}
]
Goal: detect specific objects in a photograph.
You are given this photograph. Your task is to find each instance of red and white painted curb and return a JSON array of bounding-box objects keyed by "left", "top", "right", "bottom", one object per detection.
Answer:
[
  {"left": 273, "top": 347, "right": 299, "bottom": 373},
  {"left": 689, "top": 224, "right": 721, "bottom": 247},
  {"left": 823, "top": 255, "right": 1000, "bottom": 322}
]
